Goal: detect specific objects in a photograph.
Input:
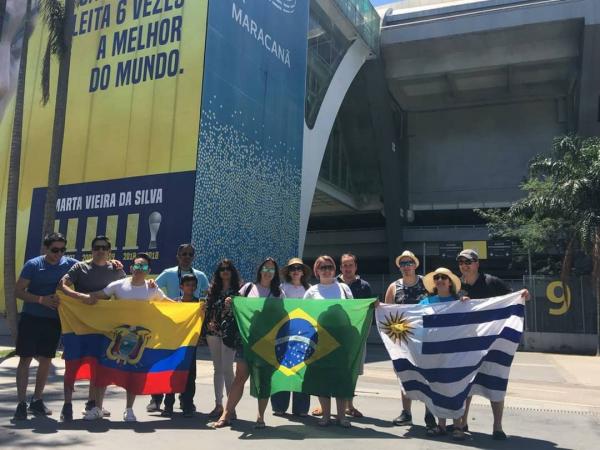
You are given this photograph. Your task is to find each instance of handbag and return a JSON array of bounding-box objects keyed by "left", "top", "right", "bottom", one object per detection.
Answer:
[{"left": 221, "top": 283, "right": 253, "bottom": 349}]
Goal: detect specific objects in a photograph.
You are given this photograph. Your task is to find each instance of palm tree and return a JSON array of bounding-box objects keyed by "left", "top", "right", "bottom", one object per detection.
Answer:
[
  {"left": 39, "top": 0, "right": 76, "bottom": 240},
  {"left": 504, "top": 136, "right": 600, "bottom": 354},
  {"left": 3, "top": 0, "right": 33, "bottom": 343}
]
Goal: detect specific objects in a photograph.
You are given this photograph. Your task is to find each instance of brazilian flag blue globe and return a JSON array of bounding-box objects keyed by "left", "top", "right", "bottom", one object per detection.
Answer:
[{"left": 232, "top": 297, "right": 375, "bottom": 398}]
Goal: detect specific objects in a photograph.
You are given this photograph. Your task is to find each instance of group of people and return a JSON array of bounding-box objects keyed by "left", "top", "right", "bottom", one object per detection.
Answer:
[{"left": 11, "top": 231, "right": 526, "bottom": 441}]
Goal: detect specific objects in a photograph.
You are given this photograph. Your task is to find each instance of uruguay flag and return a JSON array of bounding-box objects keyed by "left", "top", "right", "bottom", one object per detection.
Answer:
[{"left": 376, "top": 292, "right": 525, "bottom": 419}]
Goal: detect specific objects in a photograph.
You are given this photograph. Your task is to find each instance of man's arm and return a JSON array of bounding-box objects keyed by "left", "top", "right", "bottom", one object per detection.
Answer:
[{"left": 15, "top": 277, "right": 59, "bottom": 309}]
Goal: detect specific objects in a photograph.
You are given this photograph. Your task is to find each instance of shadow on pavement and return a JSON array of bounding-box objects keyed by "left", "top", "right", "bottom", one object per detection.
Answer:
[{"left": 402, "top": 426, "right": 572, "bottom": 450}]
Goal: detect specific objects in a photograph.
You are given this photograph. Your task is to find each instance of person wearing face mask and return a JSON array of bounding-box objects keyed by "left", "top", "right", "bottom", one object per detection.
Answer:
[
  {"left": 384, "top": 250, "right": 435, "bottom": 429},
  {"left": 79, "top": 253, "right": 169, "bottom": 422}
]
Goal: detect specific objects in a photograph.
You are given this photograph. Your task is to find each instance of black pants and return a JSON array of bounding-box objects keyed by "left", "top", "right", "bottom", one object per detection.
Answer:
[{"left": 152, "top": 354, "right": 197, "bottom": 409}]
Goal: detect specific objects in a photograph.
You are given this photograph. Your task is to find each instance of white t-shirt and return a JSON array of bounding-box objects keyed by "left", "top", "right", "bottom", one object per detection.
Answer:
[
  {"left": 240, "top": 282, "right": 285, "bottom": 298},
  {"left": 303, "top": 281, "right": 353, "bottom": 300},
  {"left": 103, "top": 278, "right": 168, "bottom": 301},
  {"left": 281, "top": 282, "right": 308, "bottom": 299}
]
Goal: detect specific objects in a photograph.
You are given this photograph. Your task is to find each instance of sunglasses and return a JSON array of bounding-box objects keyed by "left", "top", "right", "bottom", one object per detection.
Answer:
[
  {"left": 261, "top": 267, "right": 276, "bottom": 273},
  {"left": 132, "top": 263, "right": 149, "bottom": 271},
  {"left": 399, "top": 261, "right": 415, "bottom": 267},
  {"left": 218, "top": 267, "right": 231, "bottom": 272},
  {"left": 180, "top": 252, "right": 194, "bottom": 257},
  {"left": 319, "top": 265, "right": 335, "bottom": 271},
  {"left": 458, "top": 259, "right": 474, "bottom": 266},
  {"left": 49, "top": 247, "right": 66, "bottom": 254},
  {"left": 289, "top": 265, "right": 304, "bottom": 272},
  {"left": 433, "top": 274, "right": 449, "bottom": 281},
  {"left": 93, "top": 245, "right": 110, "bottom": 251}
]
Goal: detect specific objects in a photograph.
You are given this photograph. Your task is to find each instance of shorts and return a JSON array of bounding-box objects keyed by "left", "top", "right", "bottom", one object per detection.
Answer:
[{"left": 15, "top": 313, "right": 61, "bottom": 358}]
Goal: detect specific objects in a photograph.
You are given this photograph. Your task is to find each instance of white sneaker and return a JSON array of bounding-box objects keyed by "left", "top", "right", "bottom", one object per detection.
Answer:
[
  {"left": 83, "top": 406, "right": 103, "bottom": 421},
  {"left": 101, "top": 407, "right": 111, "bottom": 417},
  {"left": 123, "top": 408, "right": 137, "bottom": 422}
]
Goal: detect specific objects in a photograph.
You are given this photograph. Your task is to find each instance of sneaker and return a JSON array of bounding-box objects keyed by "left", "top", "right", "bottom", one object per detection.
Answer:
[
  {"left": 60, "top": 403, "right": 73, "bottom": 422},
  {"left": 28, "top": 398, "right": 52, "bottom": 416},
  {"left": 82, "top": 400, "right": 96, "bottom": 415},
  {"left": 84, "top": 406, "right": 103, "bottom": 421},
  {"left": 146, "top": 399, "right": 161, "bottom": 412},
  {"left": 14, "top": 402, "right": 27, "bottom": 420},
  {"left": 101, "top": 407, "right": 111, "bottom": 417},
  {"left": 160, "top": 406, "right": 173, "bottom": 418},
  {"left": 182, "top": 407, "right": 194, "bottom": 418},
  {"left": 123, "top": 408, "right": 137, "bottom": 422},
  {"left": 392, "top": 410, "right": 412, "bottom": 426}
]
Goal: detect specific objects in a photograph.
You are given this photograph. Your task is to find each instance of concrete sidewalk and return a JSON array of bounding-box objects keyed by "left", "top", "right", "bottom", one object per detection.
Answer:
[{"left": 1, "top": 345, "right": 599, "bottom": 449}]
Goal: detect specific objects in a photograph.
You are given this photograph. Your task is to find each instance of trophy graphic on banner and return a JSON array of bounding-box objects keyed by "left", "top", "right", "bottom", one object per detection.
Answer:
[{"left": 148, "top": 212, "right": 162, "bottom": 249}]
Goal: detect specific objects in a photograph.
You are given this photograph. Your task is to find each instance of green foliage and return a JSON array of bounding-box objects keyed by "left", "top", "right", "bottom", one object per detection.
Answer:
[{"left": 478, "top": 135, "right": 600, "bottom": 280}]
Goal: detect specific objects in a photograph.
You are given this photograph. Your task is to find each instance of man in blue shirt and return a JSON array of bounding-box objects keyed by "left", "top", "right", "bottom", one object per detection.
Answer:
[
  {"left": 13, "top": 232, "right": 78, "bottom": 420},
  {"left": 148, "top": 243, "right": 208, "bottom": 413}
]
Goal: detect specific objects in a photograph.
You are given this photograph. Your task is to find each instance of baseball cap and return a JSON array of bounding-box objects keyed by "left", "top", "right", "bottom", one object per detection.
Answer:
[{"left": 456, "top": 249, "right": 479, "bottom": 261}]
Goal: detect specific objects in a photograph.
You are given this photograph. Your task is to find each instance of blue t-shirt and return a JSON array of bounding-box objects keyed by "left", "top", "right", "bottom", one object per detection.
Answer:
[
  {"left": 419, "top": 295, "right": 456, "bottom": 305},
  {"left": 155, "top": 266, "right": 209, "bottom": 300},
  {"left": 20, "top": 255, "right": 78, "bottom": 318}
]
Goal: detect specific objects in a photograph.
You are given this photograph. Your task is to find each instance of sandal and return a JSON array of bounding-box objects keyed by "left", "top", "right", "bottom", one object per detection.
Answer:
[
  {"left": 210, "top": 418, "right": 231, "bottom": 429},
  {"left": 208, "top": 406, "right": 224, "bottom": 419},
  {"left": 426, "top": 425, "right": 447, "bottom": 437},
  {"left": 254, "top": 420, "right": 266, "bottom": 429},
  {"left": 312, "top": 406, "right": 323, "bottom": 416},
  {"left": 345, "top": 408, "right": 363, "bottom": 418},
  {"left": 317, "top": 417, "right": 331, "bottom": 427}
]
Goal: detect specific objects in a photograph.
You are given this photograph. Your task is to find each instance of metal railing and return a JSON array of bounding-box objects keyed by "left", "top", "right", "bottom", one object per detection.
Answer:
[{"left": 333, "top": 0, "right": 381, "bottom": 54}]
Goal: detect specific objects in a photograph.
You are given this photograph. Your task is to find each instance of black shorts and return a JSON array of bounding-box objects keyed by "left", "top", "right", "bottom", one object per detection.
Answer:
[{"left": 15, "top": 313, "right": 61, "bottom": 358}]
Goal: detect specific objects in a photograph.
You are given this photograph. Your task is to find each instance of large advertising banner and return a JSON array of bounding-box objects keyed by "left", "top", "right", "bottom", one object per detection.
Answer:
[
  {"left": 0, "top": 0, "right": 208, "bottom": 311},
  {"left": 192, "top": 0, "right": 310, "bottom": 277}
]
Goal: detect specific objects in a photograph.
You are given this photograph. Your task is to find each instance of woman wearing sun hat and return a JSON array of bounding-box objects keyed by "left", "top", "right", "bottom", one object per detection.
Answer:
[
  {"left": 271, "top": 258, "right": 312, "bottom": 416},
  {"left": 385, "top": 250, "right": 434, "bottom": 429},
  {"left": 419, "top": 267, "right": 465, "bottom": 440}
]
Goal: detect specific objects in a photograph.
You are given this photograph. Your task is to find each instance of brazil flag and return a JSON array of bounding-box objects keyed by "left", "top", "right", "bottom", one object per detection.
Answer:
[{"left": 233, "top": 297, "right": 375, "bottom": 398}]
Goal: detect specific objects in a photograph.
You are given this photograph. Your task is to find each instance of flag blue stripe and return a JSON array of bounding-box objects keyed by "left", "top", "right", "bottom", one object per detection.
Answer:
[
  {"left": 422, "top": 327, "right": 521, "bottom": 354},
  {"left": 403, "top": 372, "right": 509, "bottom": 411},
  {"left": 423, "top": 304, "right": 524, "bottom": 328},
  {"left": 62, "top": 333, "right": 195, "bottom": 373},
  {"left": 393, "top": 349, "right": 514, "bottom": 383}
]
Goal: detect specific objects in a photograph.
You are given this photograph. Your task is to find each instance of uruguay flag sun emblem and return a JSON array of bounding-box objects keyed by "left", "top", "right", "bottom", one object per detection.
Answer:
[{"left": 252, "top": 308, "right": 339, "bottom": 376}]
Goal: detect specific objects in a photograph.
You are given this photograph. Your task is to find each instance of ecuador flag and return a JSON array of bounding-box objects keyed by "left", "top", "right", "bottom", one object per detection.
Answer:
[
  {"left": 233, "top": 297, "right": 375, "bottom": 398},
  {"left": 58, "top": 294, "right": 203, "bottom": 395}
]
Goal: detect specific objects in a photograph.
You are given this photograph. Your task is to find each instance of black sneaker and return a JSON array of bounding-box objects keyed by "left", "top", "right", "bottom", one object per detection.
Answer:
[
  {"left": 424, "top": 411, "right": 437, "bottom": 428},
  {"left": 392, "top": 410, "right": 412, "bottom": 426},
  {"left": 28, "top": 398, "right": 52, "bottom": 416},
  {"left": 60, "top": 403, "right": 73, "bottom": 422},
  {"left": 160, "top": 405, "right": 174, "bottom": 418},
  {"left": 14, "top": 402, "right": 27, "bottom": 420},
  {"left": 182, "top": 407, "right": 194, "bottom": 418}
]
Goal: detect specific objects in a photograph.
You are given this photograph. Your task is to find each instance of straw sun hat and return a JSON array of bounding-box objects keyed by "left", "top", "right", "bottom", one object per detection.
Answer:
[
  {"left": 280, "top": 257, "right": 311, "bottom": 280},
  {"left": 423, "top": 267, "right": 461, "bottom": 294},
  {"left": 395, "top": 250, "right": 420, "bottom": 269}
]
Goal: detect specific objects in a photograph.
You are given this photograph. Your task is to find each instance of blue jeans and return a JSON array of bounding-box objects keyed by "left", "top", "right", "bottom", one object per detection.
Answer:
[{"left": 271, "top": 391, "right": 310, "bottom": 415}]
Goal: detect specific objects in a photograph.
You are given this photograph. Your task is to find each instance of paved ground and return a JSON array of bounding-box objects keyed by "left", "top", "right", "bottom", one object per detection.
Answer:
[{"left": 0, "top": 345, "right": 599, "bottom": 450}]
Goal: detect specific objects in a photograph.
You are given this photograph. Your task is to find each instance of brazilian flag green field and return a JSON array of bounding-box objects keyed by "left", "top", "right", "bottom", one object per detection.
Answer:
[{"left": 233, "top": 297, "right": 376, "bottom": 398}]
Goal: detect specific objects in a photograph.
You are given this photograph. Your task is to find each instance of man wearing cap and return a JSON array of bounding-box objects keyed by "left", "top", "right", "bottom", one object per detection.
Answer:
[
  {"left": 149, "top": 243, "right": 209, "bottom": 413},
  {"left": 385, "top": 251, "right": 435, "bottom": 428},
  {"left": 456, "top": 249, "right": 529, "bottom": 440}
]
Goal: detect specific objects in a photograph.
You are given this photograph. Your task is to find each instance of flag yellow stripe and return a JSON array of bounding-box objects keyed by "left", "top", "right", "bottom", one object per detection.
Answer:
[{"left": 58, "top": 293, "right": 203, "bottom": 349}]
